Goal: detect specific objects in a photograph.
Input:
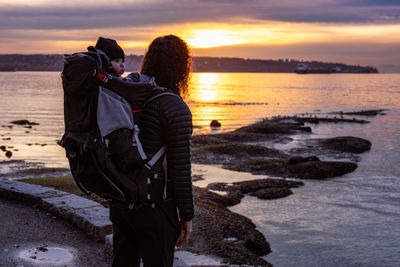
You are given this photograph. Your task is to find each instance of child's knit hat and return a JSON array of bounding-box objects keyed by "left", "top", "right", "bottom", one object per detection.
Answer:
[{"left": 95, "top": 37, "right": 125, "bottom": 62}]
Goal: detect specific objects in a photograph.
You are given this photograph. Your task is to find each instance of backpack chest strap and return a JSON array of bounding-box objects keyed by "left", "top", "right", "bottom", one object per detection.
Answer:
[{"left": 145, "top": 145, "right": 167, "bottom": 169}]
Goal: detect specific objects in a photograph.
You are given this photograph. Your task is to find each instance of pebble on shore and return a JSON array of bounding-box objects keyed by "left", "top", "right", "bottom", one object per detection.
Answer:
[
  {"left": 10, "top": 120, "right": 40, "bottom": 126},
  {"left": 210, "top": 120, "right": 222, "bottom": 127}
]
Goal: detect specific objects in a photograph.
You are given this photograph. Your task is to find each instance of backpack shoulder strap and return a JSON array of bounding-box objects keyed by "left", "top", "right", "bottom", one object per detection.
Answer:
[
  {"left": 143, "top": 91, "right": 181, "bottom": 107},
  {"left": 145, "top": 144, "right": 168, "bottom": 200},
  {"left": 145, "top": 145, "right": 167, "bottom": 168}
]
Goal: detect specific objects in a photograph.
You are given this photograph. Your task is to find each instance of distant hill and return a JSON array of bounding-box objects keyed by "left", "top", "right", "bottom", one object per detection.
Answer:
[
  {"left": 192, "top": 57, "right": 377, "bottom": 73},
  {"left": 0, "top": 54, "right": 378, "bottom": 73},
  {"left": 378, "top": 64, "right": 400, "bottom": 73}
]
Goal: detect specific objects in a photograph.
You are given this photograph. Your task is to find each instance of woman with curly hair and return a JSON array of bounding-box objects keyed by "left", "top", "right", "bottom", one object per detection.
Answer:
[
  {"left": 141, "top": 35, "right": 191, "bottom": 97},
  {"left": 108, "top": 35, "right": 194, "bottom": 267}
]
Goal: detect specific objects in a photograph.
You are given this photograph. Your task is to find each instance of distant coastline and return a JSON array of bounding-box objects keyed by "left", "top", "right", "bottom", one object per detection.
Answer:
[{"left": 0, "top": 54, "right": 383, "bottom": 73}]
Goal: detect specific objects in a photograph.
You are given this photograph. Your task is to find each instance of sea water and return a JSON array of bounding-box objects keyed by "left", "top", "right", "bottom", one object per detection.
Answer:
[{"left": 0, "top": 72, "right": 399, "bottom": 266}]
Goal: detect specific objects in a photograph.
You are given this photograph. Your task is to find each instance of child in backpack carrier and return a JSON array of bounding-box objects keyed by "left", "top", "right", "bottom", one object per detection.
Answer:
[
  {"left": 92, "top": 37, "right": 145, "bottom": 173},
  {"left": 92, "top": 37, "right": 170, "bottom": 203},
  {"left": 94, "top": 37, "right": 125, "bottom": 77}
]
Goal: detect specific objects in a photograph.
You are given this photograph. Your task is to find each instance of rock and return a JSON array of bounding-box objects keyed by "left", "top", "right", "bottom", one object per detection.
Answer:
[
  {"left": 199, "top": 143, "right": 285, "bottom": 158},
  {"left": 209, "top": 179, "right": 302, "bottom": 201},
  {"left": 221, "top": 131, "right": 285, "bottom": 142},
  {"left": 234, "top": 179, "right": 303, "bottom": 194},
  {"left": 249, "top": 187, "right": 293, "bottom": 199},
  {"left": 37, "top": 245, "right": 48, "bottom": 252},
  {"left": 232, "top": 159, "right": 288, "bottom": 176},
  {"left": 192, "top": 175, "right": 204, "bottom": 182},
  {"left": 276, "top": 115, "right": 369, "bottom": 124},
  {"left": 192, "top": 126, "right": 296, "bottom": 145},
  {"left": 331, "top": 109, "right": 388, "bottom": 116},
  {"left": 243, "top": 239, "right": 271, "bottom": 257},
  {"left": 319, "top": 136, "right": 372, "bottom": 153},
  {"left": 200, "top": 185, "right": 244, "bottom": 207},
  {"left": 186, "top": 186, "right": 272, "bottom": 266},
  {"left": 5, "top": 151, "right": 12, "bottom": 158},
  {"left": 10, "top": 120, "right": 40, "bottom": 126},
  {"left": 287, "top": 161, "right": 357, "bottom": 179},
  {"left": 235, "top": 119, "right": 310, "bottom": 135},
  {"left": 210, "top": 120, "right": 221, "bottom": 127},
  {"left": 221, "top": 190, "right": 244, "bottom": 207},
  {"left": 207, "top": 182, "right": 236, "bottom": 192},
  {"left": 205, "top": 239, "right": 272, "bottom": 266},
  {"left": 288, "top": 156, "right": 320, "bottom": 164},
  {"left": 299, "top": 126, "right": 312, "bottom": 132},
  {"left": 191, "top": 134, "right": 230, "bottom": 147},
  {"left": 307, "top": 118, "right": 319, "bottom": 124}
]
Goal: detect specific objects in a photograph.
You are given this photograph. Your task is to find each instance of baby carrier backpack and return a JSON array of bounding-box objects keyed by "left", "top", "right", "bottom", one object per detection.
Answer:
[{"left": 60, "top": 48, "right": 177, "bottom": 207}]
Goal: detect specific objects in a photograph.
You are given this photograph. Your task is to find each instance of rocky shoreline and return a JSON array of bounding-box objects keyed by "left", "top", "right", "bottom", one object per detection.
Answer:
[
  {"left": 191, "top": 120, "right": 371, "bottom": 180},
  {"left": 181, "top": 110, "right": 381, "bottom": 265}
]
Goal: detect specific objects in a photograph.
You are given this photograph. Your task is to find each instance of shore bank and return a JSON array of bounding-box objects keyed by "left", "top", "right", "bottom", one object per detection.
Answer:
[{"left": 186, "top": 110, "right": 378, "bottom": 264}]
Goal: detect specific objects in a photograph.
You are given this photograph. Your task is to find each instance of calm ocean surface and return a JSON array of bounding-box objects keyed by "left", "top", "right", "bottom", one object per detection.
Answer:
[{"left": 0, "top": 72, "right": 399, "bottom": 266}]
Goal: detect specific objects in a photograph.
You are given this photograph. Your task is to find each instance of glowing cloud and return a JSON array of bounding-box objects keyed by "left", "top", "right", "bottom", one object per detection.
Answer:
[{"left": 186, "top": 29, "right": 247, "bottom": 48}]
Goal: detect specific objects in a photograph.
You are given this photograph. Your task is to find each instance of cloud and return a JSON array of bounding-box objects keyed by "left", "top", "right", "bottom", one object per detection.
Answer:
[
  {"left": 1, "top": 0, "right": 399, "bottom": 65},
  {"left": 0, "top": 0, "right": 399, "bottom": 31},
  {"left": 346, "top": 0, "right": 400, "bottom": 6}
]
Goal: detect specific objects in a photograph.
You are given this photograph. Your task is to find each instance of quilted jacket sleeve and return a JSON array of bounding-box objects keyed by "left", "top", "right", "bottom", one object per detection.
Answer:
[{"left": 161, "top": 95, "right": 194, "bottom": 222}]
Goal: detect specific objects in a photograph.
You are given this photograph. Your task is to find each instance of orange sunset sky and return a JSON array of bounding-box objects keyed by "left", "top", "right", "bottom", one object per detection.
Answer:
[{"left": 1, "top": 0, "right": 400, "bottom": 66}]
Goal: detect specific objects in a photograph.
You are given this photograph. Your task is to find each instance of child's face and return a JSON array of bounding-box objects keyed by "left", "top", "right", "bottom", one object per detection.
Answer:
[{"left": 111, "top": 58, "right": 125, "bottom": 76}]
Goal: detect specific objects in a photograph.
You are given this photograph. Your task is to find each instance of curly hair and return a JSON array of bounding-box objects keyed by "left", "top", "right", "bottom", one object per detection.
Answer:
[{"left": 140, "top": 35, "right": 192, "bottom": 97}]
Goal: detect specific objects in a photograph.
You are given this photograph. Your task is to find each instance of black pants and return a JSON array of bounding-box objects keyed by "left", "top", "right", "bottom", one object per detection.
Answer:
[{"left": 109, "top": 199, "right": 180, "bottom": 267}]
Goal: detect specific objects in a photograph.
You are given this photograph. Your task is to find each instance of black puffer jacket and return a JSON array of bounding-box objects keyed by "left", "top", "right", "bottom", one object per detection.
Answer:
[{"left": 107, "top": 74, "right": 194, "bottom": 222}]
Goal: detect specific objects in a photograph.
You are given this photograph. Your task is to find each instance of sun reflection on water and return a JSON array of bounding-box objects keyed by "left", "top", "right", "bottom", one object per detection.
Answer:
[
  {"left": 190, "top": 73, "right": 221, "bottom": 102},
  {"left": 186, "top": 73, "right": 400, "bottom": 134}
]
